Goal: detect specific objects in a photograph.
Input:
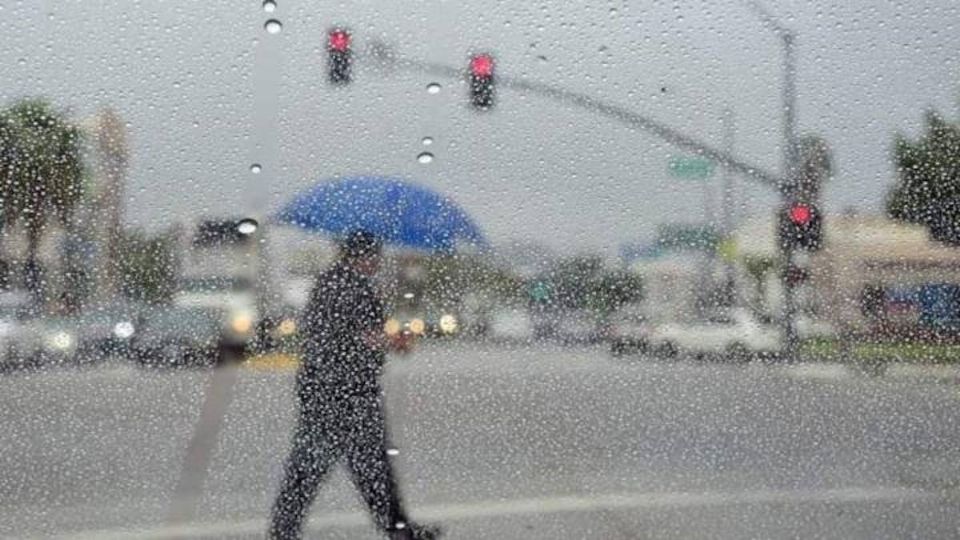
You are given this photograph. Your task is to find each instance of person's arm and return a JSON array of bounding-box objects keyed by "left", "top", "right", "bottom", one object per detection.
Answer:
[{"left": 355, "top": 281, "right": 387, "bottom": 353}]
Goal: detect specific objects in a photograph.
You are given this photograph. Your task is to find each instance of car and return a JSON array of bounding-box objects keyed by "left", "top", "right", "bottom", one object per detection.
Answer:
[
  {"left": 795, "top": 315, "right": 837, "bottom": 340},
  {"left": 607, "top": 306, "right": 651, "bottom": 356},
  {"left": 552, "top": 309, "right": 603, "bottom": 344},
  {"left": 5, "top": 300, "right": 148, "bottom": 368},
  {"left": 0, "top": 305, "right": 35, "bottom": 371},
  {"left": 255, "top": 305, "right": 301, "bottom": 353},
  {"left": 132, "top": 306, "right": 222, "bottom": 368},
  {"left": 486, "top": 307, "right": 535, "bottom": 344},
  {"left": 648, "top": 308, "right": 781, "bottom": 361},
  {"left": 70, "top": 300, "right": 147, "bottom": 363},
  {"left": 11, "top": 315, "right": 80, "bottom": 368},
  {"left": 173, "top": 276, "right": 258, "bottom": 354}
]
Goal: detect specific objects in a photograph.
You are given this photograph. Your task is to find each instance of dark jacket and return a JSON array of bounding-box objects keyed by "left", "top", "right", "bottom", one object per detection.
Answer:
[{"left": 297, "top": 261, "right": 386, "bottom": 402}]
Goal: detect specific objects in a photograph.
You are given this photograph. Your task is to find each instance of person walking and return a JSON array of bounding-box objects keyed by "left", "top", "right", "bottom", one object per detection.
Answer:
[{"left": 269, "top": 231, "right": 440, "bottom": 540}]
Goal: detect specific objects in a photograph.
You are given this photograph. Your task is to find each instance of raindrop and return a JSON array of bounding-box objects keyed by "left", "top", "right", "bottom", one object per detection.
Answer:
[
  {"left": 264, "top": 19, "right": 282, "bottom": 34},
  {"left": 421, "top": 137, "right": 434, "bottom": 146},
  {"left": 17, "top": 58, "right": 26, "bottom": 66},
  {"left": 250, "top": 163, "right": 262, "bottom": 174},
  {"left": 262, "top": 0, "right": 277, "bottom": 13},
  {"left": 426, "top": 83, "right": 441, "bottom": 94},
  {"left": 403, "top": 292, "right": 415, "bottom": 299},
  {"left": 417, "top": 152, "right": 434, "bottom": 164},
  {"left": 237, "top": 218, "right": 259, "bottom": 236},
  {"left": 386, "top": 448, "right": 400, "bottom": 456}
]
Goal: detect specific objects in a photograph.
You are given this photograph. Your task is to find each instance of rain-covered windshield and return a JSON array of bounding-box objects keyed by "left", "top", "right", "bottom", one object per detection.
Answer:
[{"left": 2, "top": 1, "right": 960, "bottom": 539}]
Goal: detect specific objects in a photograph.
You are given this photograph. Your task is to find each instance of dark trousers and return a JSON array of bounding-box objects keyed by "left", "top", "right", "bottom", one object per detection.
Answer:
[{"left": 269, "top": 390, "right": 408, "bottom": 539}]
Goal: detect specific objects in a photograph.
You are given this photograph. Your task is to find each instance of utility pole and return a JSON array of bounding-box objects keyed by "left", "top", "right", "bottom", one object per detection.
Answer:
[
  {"left": 90, "top": 108, "right": 129, "bottom": 304},
  {"left": 745, "top": 0, "right": 801, "bottom": 358},
  {"left": 780, "top": 27, "right": 801, "bottom": 358},
  {"left": 721, "top": 107, "right": 736, "bottom": 289}
]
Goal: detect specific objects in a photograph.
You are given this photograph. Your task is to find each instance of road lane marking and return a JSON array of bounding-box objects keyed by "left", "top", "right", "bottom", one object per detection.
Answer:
[
  {"left": 50, "top": 485, "right": 941, "bottom": 540},
  {"left": 242, "top": 353, "right": 299, "bottom": 370},
  {"left": 783, "top": 363, "right": 851, "bottom": 381}
]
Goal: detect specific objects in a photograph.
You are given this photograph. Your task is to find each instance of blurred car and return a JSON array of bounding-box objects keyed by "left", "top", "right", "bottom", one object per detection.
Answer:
[
  {"left": 796, "top": 315, "right": 837, "bottom": 340},
  {"left": 12, "top": 315, "right": 80, "bottom": 368},
  {"left": 648, "top": 308, "right": 780, "bottom": 361},
  {"left": 71, "top": 300, "right": 147, "bottom": 363},
  {"left": 255, "top": 305, "right": 301, "bottom": 353},
  {"left": 384, "top": 310, "right": 425, "bottom": 354},
  {"left": 173, "top": 276, "right": 257, "bottom": 353},
  {"left": 487, "top": 307, "right": 535, "bottom": 343},
  {"left": 132, "top": 306, "right": 221, "bottom": 367},
  {"left": 6, "top": 300, "right": 147, "bottom": 368},
  {"left": 0, "top": 304, "right": 34, "bottom": 371},
  {"left": 608, "top": 306, "right": 651, "bottom": 356},
  {"left": 553, "top": 310, "right": 603, "bottom": 344}
]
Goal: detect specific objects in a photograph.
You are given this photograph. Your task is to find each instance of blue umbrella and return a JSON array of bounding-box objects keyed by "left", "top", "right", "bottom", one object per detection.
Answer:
[{"left": 276, "top": 176, "right": 487, "bottom": 252}]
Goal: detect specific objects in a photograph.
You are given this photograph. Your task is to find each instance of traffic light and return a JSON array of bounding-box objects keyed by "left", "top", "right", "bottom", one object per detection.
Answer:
[
  {"left": 468, "top": 53, "right": 495, "bottom": 109},
  {"left": 327, "top": 28, "right": 352, "bottom": 84},
  {"left": 778, "top": 202, "right": 823, "bottom": 251}
]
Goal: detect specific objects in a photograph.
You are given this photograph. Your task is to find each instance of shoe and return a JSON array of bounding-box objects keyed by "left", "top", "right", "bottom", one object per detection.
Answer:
[{"left": 387, "top": 522, "right": 443, "bottom": 540}]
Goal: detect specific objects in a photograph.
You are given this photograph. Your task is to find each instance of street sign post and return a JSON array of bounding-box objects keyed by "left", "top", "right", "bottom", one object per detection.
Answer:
[{"left": 668, "top": 156, "right": 715, "bottom": 179}]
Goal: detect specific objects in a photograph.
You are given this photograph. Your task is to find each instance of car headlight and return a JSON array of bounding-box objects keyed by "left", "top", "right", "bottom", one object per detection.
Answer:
[
  {"left": 439, "top": 314, "right": 458, "bottom": 334},
  {"left": 277, "top": 318, "right": 297, "bottom": 337},
  {"left": 230, "top": 312, "right": 254, "bottom": 334},
  {"left": 410, "top": 319, "right": 427, "bottom": 335},
  {"left": 408, "top": 318, "right": 426, "bottom": 335},
  {"left": 113, "top": 321, "right": 135, "bottom": 339},
  {"left": 46, "top": 331, "right": 74, "bottom": 351},
  {"left": 385, "top": 318, "right": 401, "bottom": 337}
]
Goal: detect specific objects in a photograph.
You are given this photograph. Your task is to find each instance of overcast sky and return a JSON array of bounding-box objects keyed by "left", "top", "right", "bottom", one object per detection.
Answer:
[{"left": 1, "top": 0, "right": 957, "bottom": 256}]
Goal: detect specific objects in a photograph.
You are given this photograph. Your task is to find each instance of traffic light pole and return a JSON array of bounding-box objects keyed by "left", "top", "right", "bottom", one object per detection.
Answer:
[
  {"left": 371, "top": 32, "right": 800, "bottom": 353},
  {"left": 368, "top": 45, "right": 782, "bottom": 189},
  {"left": 745, "top": 0, "right": 802, "bottom": 359},
  {"left": 780, "top": 29, "right": 801, "bottom": 360}
]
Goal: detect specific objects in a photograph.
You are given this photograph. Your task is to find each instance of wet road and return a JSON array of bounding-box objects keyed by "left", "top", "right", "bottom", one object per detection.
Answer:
[{"left": 1, "top": 343, "right": 959, "bottom": 539}]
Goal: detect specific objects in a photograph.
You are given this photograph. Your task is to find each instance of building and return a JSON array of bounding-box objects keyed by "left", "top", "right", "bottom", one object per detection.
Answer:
[{"left": 732, "top": 213, "right": 960, "bottom": 333}]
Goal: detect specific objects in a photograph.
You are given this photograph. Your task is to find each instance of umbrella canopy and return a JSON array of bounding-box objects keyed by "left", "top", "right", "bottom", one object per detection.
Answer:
[{"left": 276, "top": 176, "right": 487, "bottom": 252}]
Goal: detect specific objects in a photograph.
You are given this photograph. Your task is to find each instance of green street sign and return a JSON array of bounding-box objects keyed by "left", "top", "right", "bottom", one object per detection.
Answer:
[{"left": 668, "top": 156, "right": 715, "bottom": 179}]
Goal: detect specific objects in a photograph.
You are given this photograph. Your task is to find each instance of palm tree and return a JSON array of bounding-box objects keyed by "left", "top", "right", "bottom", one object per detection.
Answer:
[{"left": 0, "top": 99, "right": 85, "bottom": 302}]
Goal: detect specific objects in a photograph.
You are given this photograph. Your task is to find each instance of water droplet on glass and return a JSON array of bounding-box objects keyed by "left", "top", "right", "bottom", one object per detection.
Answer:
[
  {"left": 264, "top": 19, "right": 282, "bottom": 34},
  {"left": 237, "top": 218, "right": 259, "bottom": 236},
  {"left": 417, "top": 152, "right": 434, "bottom": 164},
  {"left": 421, "top": 137, "right": 434, "bottom": 146},
  {"left": 250, "top": 163, "right": 262, "bottom": 174},
  {"left": 262, "top": 0, "right": 277, "bottom": 13},
  {"left": 17, "top": 58, "right": 26, "bottom": 66},
  {"left": 426, "top": 83, "right": 441, "bottom": 94},
  {"left": 386, "top": 448, "right": 400, "bottom": 456}
]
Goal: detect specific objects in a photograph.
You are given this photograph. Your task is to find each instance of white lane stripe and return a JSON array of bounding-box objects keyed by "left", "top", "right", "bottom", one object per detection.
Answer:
[
  {"left": 783, "top": 363, "right": 851, "bottom": 381},
  {"left": 51, "top": 486, "right": 937, "bottom": 540}
]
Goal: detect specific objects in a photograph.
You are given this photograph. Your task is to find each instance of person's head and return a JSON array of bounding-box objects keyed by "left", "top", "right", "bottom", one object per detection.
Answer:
[{"left": 338, "top": 230, "right": 383, "bottom": 276}]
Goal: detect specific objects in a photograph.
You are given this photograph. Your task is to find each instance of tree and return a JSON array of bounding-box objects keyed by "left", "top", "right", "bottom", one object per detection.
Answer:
[
  {"left": 0, "top": 99, "right": 85, "bottom": 301},
  {"left": 887, "top": 111, "right": 960, "bottom": 244},
  {"left": 583, "top": 270, "right": 644, "bottom": 316},
  {"left": 535, "top": 256, "right": 643, "bottom": 315},
  {"left": 117, "top": 230, "right": 178, "bottom": 304}
]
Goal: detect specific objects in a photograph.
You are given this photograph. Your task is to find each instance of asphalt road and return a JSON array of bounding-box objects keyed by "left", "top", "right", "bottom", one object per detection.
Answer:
[{"left": 1, "top": 343, "right": 959, "bottom": 539}]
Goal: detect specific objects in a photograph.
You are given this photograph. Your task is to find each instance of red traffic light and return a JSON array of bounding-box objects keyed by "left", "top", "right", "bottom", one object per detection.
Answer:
[
  {"left": 470, "top": 54, "right": 494, "bottom": 77},
  {"left": 328, "top": 29, "right": 351, "bottom": 52},
  {"left": 789, "top": 204, "right": 812, "bottom": 226}
]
